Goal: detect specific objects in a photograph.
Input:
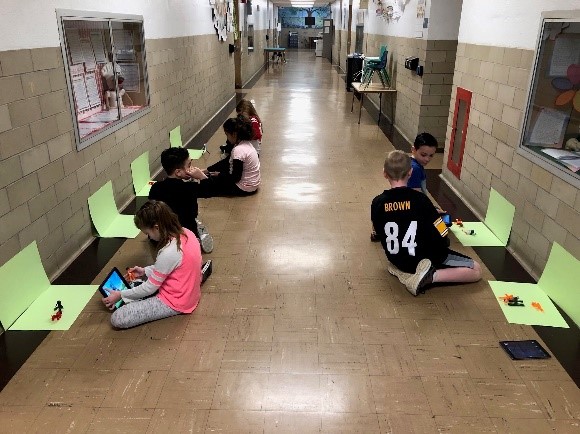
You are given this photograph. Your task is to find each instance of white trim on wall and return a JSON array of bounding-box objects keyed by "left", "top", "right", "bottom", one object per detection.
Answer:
[
  {"left": 458, "top": 0, "right": 580, "bottom": 49},
  {"left": 0, "top": 0, "right": 217, "bottom": 50}
]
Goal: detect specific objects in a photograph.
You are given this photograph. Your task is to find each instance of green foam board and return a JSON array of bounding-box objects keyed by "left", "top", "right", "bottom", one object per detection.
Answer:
[
  {"left": 131, "top": 151, "right": 153, "bottom": 197},
  {"left": 0, "top": 242, "right": 49, "bottom": 329},
  {"left": 88, "top": 182, "right": 140, "bottom": 238},
  {"left": 489, "top": 280, "right": 569, "bottom": 328}
]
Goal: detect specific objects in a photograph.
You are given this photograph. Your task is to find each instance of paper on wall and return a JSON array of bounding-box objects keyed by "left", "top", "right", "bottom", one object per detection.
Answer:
[
  {"left": 528, "top": 107, "right": 569, "bottom": 148},
  {"left": 549, "top": 36, "right": 580, "bottom": 77}
]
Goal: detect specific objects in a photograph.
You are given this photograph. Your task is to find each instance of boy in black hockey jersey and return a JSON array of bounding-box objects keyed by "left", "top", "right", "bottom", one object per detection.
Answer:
[{"left": 371, "top": 150, "right": 481, "bottom": 295}]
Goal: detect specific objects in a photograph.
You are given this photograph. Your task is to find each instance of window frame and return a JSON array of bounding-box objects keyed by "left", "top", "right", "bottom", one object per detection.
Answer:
[
  {"left": 56, "top": 9, "right": 151, "bottom": 151},
  {"left": 518, "top": 9, "right": 580, "bottom": 189}
]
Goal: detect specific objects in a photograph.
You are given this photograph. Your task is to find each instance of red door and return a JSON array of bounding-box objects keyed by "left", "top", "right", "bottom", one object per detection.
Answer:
[{"left": 447, "top": 87, "right": 472, "bottom": 178}]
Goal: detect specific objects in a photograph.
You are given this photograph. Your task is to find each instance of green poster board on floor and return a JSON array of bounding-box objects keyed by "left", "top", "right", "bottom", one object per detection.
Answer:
[
  {"left": 450, "top": 188, "right": 515, "bottom": 247},
  {"left": 88, "top": 181, "right": 140, "bottom": 238},
  {"left": 0, "top": 242, "right": 97, "bottom": 331}
]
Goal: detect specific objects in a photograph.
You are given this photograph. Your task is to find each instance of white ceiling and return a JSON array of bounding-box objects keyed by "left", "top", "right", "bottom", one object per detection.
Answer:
[{"left": 273, "top": 1, "right": 332, "bottom": 7}]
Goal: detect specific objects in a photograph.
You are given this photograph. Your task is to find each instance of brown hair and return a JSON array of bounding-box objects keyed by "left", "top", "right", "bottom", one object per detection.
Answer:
[
  {"left": 383, "top": 150, "right": 412, "bottom": 181},
  {"left": 134, "top": 200, "right": 185, "bottom": 255},
  {"left": 223, "top": 115, "right": 254, "bottom": 142},
  {"left": 236, "top": 99, "right": 260, "bottom": 119}
]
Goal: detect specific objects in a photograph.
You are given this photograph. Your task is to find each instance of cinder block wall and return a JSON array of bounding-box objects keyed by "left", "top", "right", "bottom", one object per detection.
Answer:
[
  {"left": 240, "top": 29, "right": 267, "bottom": 86},
  {"left": 363, "top": 34, "right": 456, "bottom": 147},
  {"left": 441, "top": 43, "right": 580, "bottom": 275},
  {"left": 0, "top": 35, "right": 235, "bottom": 279},
  {"left": 339, "top": 30, "right": 349, "bottom": 72}
]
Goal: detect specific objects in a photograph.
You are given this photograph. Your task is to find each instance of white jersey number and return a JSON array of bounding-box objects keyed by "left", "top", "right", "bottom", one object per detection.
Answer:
[{"left": 383, "top": 221, "right": 417, "bottom": 256}]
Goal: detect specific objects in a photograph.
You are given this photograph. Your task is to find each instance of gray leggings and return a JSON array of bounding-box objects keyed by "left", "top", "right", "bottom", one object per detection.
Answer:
[{"left": 111, "top": 296, "right": 180, "bottom": 329}]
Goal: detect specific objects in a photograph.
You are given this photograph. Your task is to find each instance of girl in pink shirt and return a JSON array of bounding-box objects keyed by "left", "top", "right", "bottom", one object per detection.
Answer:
[
  {"left": 102, "top": 201, "right": 202, "bottom": 329},
  {"left": 205, "top": 116, "right": 261, "bottom": 196}
]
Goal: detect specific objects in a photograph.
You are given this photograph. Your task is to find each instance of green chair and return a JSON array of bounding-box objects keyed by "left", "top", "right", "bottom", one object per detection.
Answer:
[
  {"left": 365, "top": 45, "right": 387, "bottom": 66},
  {"left": 361, "top": 48, "right": 391, "bottom": 88},
  {"left": 169, "top": 125, "right": 206, "bottom": 160}
]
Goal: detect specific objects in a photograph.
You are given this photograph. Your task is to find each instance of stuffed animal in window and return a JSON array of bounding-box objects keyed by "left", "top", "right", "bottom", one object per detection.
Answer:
[
  {"left": 564, "top": 136, "right": 580, "bottom": 152},
  {"left": 105, "top": 76, "right": 126, "bottom": 110}
]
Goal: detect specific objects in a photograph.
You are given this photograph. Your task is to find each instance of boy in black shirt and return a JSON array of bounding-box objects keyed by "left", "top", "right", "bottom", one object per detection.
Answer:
[
  {"left": 371, "top": 150, "right": 481, "bottom": 295},
  {"left": 149, "top": 147, "right": 214, "bottom": 255}
]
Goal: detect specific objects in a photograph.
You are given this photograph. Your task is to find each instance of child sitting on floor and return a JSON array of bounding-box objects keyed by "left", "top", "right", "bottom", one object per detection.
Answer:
[
  {"left": 371, "top": 150, "right": 481, "bottom": 296},
  {"left": 236, "top": 99, "right": 263, "bottom": 156},
  {"left": 371, "top": 132, "right": 445, "bottom": 241},
  {"left": 204, "top": 116, "right": 260, "bottom": 196},
  {"left": 103, "top": 201, "right": 204, "bottom": 328}
]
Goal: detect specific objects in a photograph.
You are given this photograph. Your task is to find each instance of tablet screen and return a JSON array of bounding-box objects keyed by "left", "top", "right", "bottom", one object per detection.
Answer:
[
  {"left": 99, "top": 268, "right": 130, "bottom": 309},
  {"left": 499, "top": 340, "right": 551, "bottom": 360}
]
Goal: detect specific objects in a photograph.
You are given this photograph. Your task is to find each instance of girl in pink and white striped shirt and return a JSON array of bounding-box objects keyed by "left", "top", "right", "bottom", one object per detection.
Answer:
[{"left": 102, "top": 201, "right": 202, "bottom": 329}]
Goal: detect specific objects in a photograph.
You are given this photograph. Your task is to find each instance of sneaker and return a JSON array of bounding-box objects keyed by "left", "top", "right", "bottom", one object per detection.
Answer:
[
  {"left": 387, "top": 264, "right": 413, "bottom": 282},
  {"left": 201, "top": 260, "right": 213, "bottom": 284},
  {"left": 370, "top": 231, "right": 380, "bottom": 242},
  {"left": 403, "top": 259, "right": 435, "bottom": 296},
  {"left": 197, "top": 220, "right": 214, "bottom": 253}
]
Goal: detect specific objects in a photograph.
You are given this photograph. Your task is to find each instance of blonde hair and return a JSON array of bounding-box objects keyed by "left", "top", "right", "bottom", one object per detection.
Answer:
[{"left": 383, "top": 150, "right": 411, "bottom": 180}]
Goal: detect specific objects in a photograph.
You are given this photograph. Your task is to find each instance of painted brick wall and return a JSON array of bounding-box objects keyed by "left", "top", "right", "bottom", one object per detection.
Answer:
[
  {"left": 441, "top": 43, "right": 580, "bottom": 275},
  {"left": 240, "top": 29, "right": 268, "bottom": 86},
  {"left": 0, "top": 34, "right": 235, "bottom": 279},
  {"left": 362, "top": 34, "right": 456, "bottom": 147}
]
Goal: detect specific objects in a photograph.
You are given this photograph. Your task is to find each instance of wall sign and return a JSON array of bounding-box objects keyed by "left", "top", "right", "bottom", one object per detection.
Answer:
[{"left": 210, "top": 0, "right": 233, "bottom": 41}]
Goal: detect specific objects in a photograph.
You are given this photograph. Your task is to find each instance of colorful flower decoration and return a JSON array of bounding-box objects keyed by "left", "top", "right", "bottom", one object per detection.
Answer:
[{"left": 552, "top": 64, "right": 580, "bottom": 112}]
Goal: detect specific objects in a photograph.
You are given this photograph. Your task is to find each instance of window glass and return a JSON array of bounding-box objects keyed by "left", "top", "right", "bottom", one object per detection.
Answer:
[
  {"left": 520, "top": 18, "right": 580, "bottom": 182},
  {"left": 58, "top": 13, "right": 150, "bottom": 150}
]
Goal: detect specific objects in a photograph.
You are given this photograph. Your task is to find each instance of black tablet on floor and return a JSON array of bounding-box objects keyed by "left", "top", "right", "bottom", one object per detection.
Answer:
[
  {"left": 98, "top": 267, "right": 130, "bottom": 310},
  {"left": 499, "top": 340, "right": 551, "bottom": 360}
]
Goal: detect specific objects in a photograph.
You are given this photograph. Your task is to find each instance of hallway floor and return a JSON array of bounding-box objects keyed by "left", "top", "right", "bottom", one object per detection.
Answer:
[{"left": 0, "top": 50, "right": 579, "bottom": 433}]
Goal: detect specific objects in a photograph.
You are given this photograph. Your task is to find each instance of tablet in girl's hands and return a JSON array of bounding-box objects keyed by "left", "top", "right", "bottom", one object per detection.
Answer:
[{"left": 98, "top": 267, "right": 130, "bottom": 310}]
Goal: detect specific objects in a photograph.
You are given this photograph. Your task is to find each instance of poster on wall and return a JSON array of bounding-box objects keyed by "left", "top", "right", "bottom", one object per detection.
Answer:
[
  {"left": 66, "top": 29, "right": 84, "bottom": 65},
  {"left": 374, "top": 0, "right": 411, "bottom": 22},
  {"left": 119, "top": 63, "right": 141, "bottom": 92},
  {"left": 113, "top": 30, "right": 136, "bottom": 61},
  {"left": 415, "top": 0, "right": 426, "bottom": 37},
  {"left": 84, "top": 74, "right": 101, "bottom": 108},
  {"left": 278, "top": 7, "right": 331, "bottom": 28},
  {"left": 90, "top": 32, "right": 108, "bottom": 63},
  {"left": 72, "top": 76, "right": 91, "bottom": 111},
  {"left": 211, "top": 0, "right": 232, "bottom": 41},
  {"left": 81, "top": 40, "right": 96, "bottom": 71},
  {"left": 549, "top": 36, "right": 580, "bottom": 77}
]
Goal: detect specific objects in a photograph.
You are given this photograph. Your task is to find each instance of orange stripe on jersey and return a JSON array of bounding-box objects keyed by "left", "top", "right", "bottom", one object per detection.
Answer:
[{"left": 434, "top": 217, "right": 448, "bottom": 237}]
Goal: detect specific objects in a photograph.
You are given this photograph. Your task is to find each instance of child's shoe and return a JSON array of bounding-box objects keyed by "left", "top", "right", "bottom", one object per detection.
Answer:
[
  {"left": 403, "top": 259, "right": 435, "bottom": 296},
  {"left": 201, "top": 260, "right": 213, "bottom": 284},
  {"left": 387, "top": 264, "right": 413, "bottom": 282},
  {"left": 197, "top": 220, "right": 214, "bottom": 253}
]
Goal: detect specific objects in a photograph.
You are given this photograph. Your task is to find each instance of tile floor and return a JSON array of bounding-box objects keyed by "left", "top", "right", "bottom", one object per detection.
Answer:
[{"left": 1, "top": 50, "right": 579, "bottom": 433}]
